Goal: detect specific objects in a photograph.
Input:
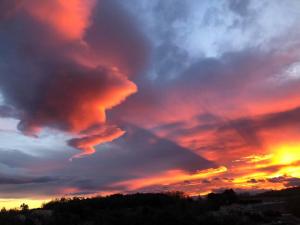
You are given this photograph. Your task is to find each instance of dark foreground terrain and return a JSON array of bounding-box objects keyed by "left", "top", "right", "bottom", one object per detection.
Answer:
[{"left": 1, "top": 188, "right": 300, "bottom": 225}]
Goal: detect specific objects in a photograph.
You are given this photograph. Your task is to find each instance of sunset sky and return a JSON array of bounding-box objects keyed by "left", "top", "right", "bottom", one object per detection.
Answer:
[{"left": 1, "top": 0, "right": 300, "bottom": 208}]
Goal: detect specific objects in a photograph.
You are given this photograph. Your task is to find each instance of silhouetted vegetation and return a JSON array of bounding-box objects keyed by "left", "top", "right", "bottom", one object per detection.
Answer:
[
  {"left": 0, "top": 188, "right": 299, "bottom": 225},
  {"left": 257, "top": 186, "right": 300, "bottom": 198}
]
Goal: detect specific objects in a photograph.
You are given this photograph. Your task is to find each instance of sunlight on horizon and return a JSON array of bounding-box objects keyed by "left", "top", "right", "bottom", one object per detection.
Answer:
[
  {"left": 273, "top": 144, "right": 300, "bottom": 165},
  {"left": 0, "top": 199, "right": 49, "bottom": 210}
]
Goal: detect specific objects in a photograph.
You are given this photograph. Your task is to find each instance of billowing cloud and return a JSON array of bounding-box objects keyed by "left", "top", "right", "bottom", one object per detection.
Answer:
[
  {"left": 15, "top": 66, "right": 137, "bottom": 135},
  {"left": 0, "top": 0, "right": 147, "bottom": 157}
]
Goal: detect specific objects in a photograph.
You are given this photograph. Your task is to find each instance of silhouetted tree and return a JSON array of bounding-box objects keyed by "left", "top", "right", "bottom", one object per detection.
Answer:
[{"left": 20, "top": 203, "right": 29, "bottom": 212}]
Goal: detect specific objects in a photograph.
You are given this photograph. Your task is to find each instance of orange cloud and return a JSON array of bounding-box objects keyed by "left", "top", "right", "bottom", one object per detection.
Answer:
[
  {"left": 112, "top": 166, "right": 227, "bottom": 191},
  {"left": 23, "top": 0, "right": 96, "bottom": 40},
  {"left": 69, "top": 126, "right": 125, "bottom": 159},
  {"left": 17, "top": 66, "right": 137, "bottom": 157}
]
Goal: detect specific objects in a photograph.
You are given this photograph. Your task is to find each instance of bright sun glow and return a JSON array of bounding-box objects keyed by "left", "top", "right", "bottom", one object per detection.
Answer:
[
  {"left": 0, "top": 199, "right": 48, "bottom": 210},
  {"left": 273, "top": 144, "right": 300, "bottom": 165}
]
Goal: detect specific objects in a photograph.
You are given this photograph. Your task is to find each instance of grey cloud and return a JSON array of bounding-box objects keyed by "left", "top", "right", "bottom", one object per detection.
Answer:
[
  {"left": 0, "top": 0, "right": 22, "bottom": 20},
  {"left": 267, "top": 176, "right": 300, "bottom": 188},
  {"left": 0, "top": 105, "right": 19, "bottom": 118},
  {"left": 0, "top": 125, "right": 214, "bottom": 197},
  {"left": 0, "top": 175, "right": 57, "bottom": 185},
  {"left": 85, "top": 0, "right": 150, "bottom": 77},
  {"left": 0, "top": 149, "right": 38, "bottom": 168},
  {"left": 285, "top": 177, "right": 300, "bottom": 187},
  {"left": 216, "top": 106, "right": 300, "bottom": 151},
  {"left": 66, "top": 125, "right": 214, "bottom": 180},
  {"left": 228, "top": 0, "right": 251, "bottom": 16}
]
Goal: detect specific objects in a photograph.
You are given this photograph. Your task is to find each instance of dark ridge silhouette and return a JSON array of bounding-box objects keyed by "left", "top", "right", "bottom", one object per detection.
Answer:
[
  {"left": 257, "top": 186, "right": 300, "bottom": 198},
  {"left": 1, "top": 188, "right": 300, "bottom": 225}
]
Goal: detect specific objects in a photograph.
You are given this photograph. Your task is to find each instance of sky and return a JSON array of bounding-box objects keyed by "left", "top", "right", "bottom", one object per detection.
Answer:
[{"left": 0, "top": 0, "right": 300, "bottom": 208}]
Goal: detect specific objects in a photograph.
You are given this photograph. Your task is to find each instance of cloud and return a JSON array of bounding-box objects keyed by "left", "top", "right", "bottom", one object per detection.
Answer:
[
  {"left": 113, "top": 125, "right": 214, "bottom": 173},
  {"left": 22, "top": 0, "right": 97, "bottom": 40},
  {"left": 217, "top": 105, "right": 300, "bottom": 139},
  {"left": 112, "top": 166, "right": 227, "bottom": 192},
  {"left": 228, "top": 0, "right": 251, "bottom": 16},
  {"left": 0, "top": 0, "right": 148, "bottom": 157},
  {"left": 266, "top": 176, "right": 300, "bottom": 188},
  {"left": 0, "top": 126, "right": 215, "bottom": 197},
  {"left": 285, "top": 177, "right": 300, "bottom": 187},
  {"left": 0, "top": 0, "right": 22, "bottom": 20},
  {"left": 0, "top": 149, "right": 38, "bottom": 168},
  {"left": 68, "top": 126, "right": 125, "bottom": 159},
  {"left": 208, "top": 106, "right": 300, "bottom": 158},
  {"left": 110, "top": 47, "right": 300, "bottom": 164},
  {"left": 112, "top": 47, "right": 300, "bottom": 127},
  {"left": 0, "top": 105, "right": 19, "bottom": 118},
  {"left": 14, "top": 66, "right": 137, "bottom": 134},
  {"left": 84, "top": 0, "right": 150, "bottom": 77},
  {"left": 0, "top": 175, "right": 57, "bottom": 185}
]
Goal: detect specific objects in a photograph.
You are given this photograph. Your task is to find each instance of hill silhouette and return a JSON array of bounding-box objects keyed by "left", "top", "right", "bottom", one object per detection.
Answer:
[{"left": 0, "top": 188, "right": 300, "bottom": 225}]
